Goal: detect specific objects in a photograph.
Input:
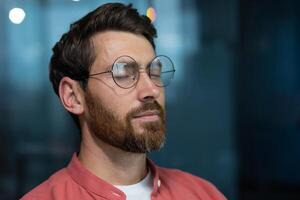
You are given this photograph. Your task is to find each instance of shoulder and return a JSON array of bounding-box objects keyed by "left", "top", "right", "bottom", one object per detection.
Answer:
[
  {"left": 157, "top": 166, "right": 226, "bottom": 200},
  {"left": 20, "top": 168, "right": 74, "bottom": 200}
]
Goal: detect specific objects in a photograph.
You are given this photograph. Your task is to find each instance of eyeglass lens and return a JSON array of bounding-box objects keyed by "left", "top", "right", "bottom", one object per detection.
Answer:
[{"left": 112, "top": 55, "right": 174, "bottom": 89}]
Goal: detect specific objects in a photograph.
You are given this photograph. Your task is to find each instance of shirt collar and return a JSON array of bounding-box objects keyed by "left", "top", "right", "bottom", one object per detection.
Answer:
[
  {"left": 66, "top": 153, "right": 161, "bottom": 199},
  {"left": 147, "top": 158, "right": 160, "bottom": 196}
]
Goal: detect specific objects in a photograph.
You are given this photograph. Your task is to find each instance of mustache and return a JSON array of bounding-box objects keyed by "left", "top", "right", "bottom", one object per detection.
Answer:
[{"left": 127, "top": 101, "right": 164, "bottom": 119}]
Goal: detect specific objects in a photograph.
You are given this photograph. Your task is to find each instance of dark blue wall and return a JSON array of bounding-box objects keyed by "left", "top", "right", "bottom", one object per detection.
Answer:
[
  {"left": 238, "top": 0, "right": 300, "bottom": 199},
  {"left": 1, "top": 0, "right": 299, "bottom": 200}
]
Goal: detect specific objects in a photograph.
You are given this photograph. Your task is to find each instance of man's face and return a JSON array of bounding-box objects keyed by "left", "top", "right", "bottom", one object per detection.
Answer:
[{"left": 84, "top": 31, "right": 166, "bottom": 153}]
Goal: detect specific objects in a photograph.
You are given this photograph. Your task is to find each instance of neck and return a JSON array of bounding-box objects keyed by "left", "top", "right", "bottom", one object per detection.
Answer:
[{"left": 78, "top": 124, "right": 148, "bottom": 185}]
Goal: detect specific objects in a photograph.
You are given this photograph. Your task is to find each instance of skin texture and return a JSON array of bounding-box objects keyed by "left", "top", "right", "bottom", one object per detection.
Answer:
[{"left": 58, "top": 31, "right": 165, "bottom": 185}]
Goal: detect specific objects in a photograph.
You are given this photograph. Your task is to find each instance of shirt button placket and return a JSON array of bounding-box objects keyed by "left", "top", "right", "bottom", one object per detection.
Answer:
[{"left": 112, "top": 192, "right": 123, "bottom": 200}]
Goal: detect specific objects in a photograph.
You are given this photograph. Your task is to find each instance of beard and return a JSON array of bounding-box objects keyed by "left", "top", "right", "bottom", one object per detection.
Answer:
[{"left": 84, "top": 89, "right": 166, "bottom": 153}]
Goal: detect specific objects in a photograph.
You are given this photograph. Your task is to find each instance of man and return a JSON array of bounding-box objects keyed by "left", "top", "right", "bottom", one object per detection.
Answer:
[{"left": 21, "top": 3, "right": 226, "bottom": 200}]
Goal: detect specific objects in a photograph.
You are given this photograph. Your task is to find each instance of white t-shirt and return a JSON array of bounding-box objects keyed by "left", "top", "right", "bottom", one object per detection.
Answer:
[{"left": 114, "top": 171, "right": 153, "bottom": 200}]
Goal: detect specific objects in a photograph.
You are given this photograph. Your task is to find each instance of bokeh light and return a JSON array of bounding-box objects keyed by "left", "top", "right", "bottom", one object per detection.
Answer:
[
  {"left": 146, "top": 7, "right": 156, "bottom": 23},
  {"left": 9, "top": 8, "right": 26, "bottom": 24}
]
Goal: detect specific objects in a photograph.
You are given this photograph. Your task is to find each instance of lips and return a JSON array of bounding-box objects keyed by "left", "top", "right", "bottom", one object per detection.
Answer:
[{"left": 132, "top": 110, "right": 160, "bottom": 118}]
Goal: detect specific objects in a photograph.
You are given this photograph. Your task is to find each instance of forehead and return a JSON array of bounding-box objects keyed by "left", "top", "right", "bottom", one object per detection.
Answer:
[{"left": 91, "top": 31, "right": 155, "bottom": 72}]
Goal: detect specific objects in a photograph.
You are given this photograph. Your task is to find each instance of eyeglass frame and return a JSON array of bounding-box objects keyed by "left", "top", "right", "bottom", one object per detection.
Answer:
[{"left": 87, "top": 55, "right": 175, "bottom": 89}]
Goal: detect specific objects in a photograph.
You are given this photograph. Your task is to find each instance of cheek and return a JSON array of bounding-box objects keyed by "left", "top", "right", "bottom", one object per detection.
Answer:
[
  {"left": 102, "top": 94, "right": 132, "bottom": 119},
  {"left": 87, "top": 81, "right": 136, "bottom": 119},
  {"left": 158, "top": 89, "right": 165, "bottom": 107}
]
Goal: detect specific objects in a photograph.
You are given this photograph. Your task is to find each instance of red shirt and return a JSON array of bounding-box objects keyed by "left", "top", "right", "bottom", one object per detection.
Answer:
[{"left": 21, "top": 153, "right": 227, "bottom": 200}]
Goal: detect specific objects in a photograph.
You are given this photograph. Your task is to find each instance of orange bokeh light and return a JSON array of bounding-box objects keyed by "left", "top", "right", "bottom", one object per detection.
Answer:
[{"left": 146, "top": 7, "right": 156, "bottom": 23}]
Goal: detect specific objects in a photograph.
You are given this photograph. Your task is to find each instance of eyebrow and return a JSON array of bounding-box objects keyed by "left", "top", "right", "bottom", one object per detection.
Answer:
[{"left": 109, "top": 56, "right": 156, "bottom": 70}]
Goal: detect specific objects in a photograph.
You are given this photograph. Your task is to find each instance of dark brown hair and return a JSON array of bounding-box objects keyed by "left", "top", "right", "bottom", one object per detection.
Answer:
[{"left": 49, "top": 3, "right": 157, "bottom": 127}]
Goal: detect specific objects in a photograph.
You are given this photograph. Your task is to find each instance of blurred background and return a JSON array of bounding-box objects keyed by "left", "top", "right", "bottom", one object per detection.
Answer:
[{"left": 0, "top": 0, "right": 300, "bottom": 199}]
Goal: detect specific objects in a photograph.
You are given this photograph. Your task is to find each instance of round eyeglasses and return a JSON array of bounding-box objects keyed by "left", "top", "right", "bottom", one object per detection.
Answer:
[{"left": 88, "top": 55, "right": 175, "bottom": 89}]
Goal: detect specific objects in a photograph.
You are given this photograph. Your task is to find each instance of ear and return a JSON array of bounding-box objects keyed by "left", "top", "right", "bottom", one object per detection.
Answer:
[{"left": 58, "top": 77, "right": 84, "bottom": 115}]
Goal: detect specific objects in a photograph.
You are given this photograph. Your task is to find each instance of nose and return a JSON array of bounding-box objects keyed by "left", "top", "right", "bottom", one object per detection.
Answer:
[{"left": 135, "top": 69, "right": 160, "bottom": 102}]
